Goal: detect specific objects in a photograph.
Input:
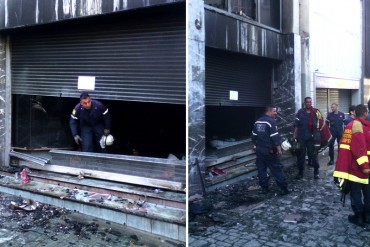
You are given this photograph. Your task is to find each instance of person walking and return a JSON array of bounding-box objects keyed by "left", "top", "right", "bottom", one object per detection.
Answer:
[
  {"left": 252, "top": 105, "right": 290, "bottom": 195},
  {"left": 326, "top": 103, "right": 345, "bottom": 166},
  {"left": 333, "top": 104, "right": 370, "bottom": 226},
  {"left": 292, "top": 97, "right": 320, "bottom": 179},
  {"left": 69, "top": 92, "right": 112, "bottom": 152}
]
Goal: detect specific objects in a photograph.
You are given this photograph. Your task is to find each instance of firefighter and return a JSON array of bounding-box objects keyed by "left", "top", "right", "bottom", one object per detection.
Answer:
[
  {"left": 252, "top": 105, "right": 290, "bottom": 195},
  {"left": 69, "top": 92, "right": 111, "bottom": 152},
  {"left": 333, "top": 104, "right": 370, "bottom": 226},
  {"left": 292, "top": 97, "right": 320, "bottom": 179},
  {"left": 326, "top": 103, "right": 345, "bottom": 166}
]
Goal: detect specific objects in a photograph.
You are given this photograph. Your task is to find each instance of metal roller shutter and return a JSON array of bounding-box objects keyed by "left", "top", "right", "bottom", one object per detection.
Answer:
[
  {"left": 316, "top": 89, "right": 329, "bottom": 117},
  {"left": 205, "top": 47, "right": 272, "bottom": 107},
  {"left": 316, "top": 89, "right": 351, "bottom": 117},
  {"left": 329, "top": 89, "right": 351, "bottom": 115},
  {"left": 11, "top": 13, "right": 185, "bottom": 105}
]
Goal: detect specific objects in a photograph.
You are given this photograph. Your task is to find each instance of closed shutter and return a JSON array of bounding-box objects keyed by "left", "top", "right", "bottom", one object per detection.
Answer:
[
  {"left": 316, "top": 89, "right": 329, "bottom": 117},
  {"left": 316, "top": 89, "right": 351, "bottom": 118},
  {"left": 11, "top": 12, "right": 185, "bottom": 105},
  {"left": 205, "top": 47, "right": 272, "bottom": 106}
]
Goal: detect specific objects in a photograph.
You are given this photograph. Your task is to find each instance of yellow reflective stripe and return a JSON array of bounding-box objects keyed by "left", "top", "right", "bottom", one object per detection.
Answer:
[
  {"left": 356, "top": 156, "right": 369, "bottom": 165},
  {"left": 339, "top": 144, "right": 350, "bottom": 150},
  {"left": 333, "top": 171, "right": 369, "bottom": 184}
]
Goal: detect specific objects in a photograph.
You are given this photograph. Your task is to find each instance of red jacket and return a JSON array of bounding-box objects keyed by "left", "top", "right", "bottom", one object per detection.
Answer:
[{"left": 333, "top": 118, "right": 370, "bottom": 184}]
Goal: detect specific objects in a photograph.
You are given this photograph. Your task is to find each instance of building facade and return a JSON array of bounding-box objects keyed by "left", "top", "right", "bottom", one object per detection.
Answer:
[
  {"left": 300, "top": 0, "right": 362, "bottom": 116},
  {"left": 0, "top": 0, "right": 186, "bottom": 241},
  {"left": 188, "top": 0, "right": 301, "bottom": 195}
]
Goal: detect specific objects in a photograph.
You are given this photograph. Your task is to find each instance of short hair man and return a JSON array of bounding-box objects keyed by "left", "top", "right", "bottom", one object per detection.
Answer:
[
  {"left": 292, "top": 97, "right": 320, "bottom": 179},
  {"left": 326, "top": 103, "right": 345, "bottom": 166},
  {"left": 333, "top": 104, "right": 370, "bottom": 226},
  {"left": 252, "top": 105, "right": 290, "bottom": 195},
  {"left": 344, "top": 105, "right": 356, "bottom": 126},
  {"left": 69, "top": 92, "right": 111, "bottom": 152}
]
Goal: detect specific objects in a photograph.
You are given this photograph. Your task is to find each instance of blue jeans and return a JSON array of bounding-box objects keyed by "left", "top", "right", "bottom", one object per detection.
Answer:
[
  {"left": 328, "top": 133, "right": 341, "bottom": 161},
  {"left": 256, "top": 152, "right": 288, "bottom": 189}
]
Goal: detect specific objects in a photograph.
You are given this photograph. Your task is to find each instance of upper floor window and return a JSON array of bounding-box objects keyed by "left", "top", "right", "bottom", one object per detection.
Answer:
[
  {"left": 205, "top": 0, "right": 228, "bottom": 10},
  {"left": 231, "top": 0, "right": 256, "bottom": 20},
  {"left": 260, "top": 0, "right": 280, "bottom": 30},
  {"left": 205, "top": 0, "right": 281, "bottom": 30}
]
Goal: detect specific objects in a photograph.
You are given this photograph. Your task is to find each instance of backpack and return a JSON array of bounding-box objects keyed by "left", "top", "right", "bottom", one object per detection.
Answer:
[{"left": 334, "top": 177, "right": 351, "bottom": 206}]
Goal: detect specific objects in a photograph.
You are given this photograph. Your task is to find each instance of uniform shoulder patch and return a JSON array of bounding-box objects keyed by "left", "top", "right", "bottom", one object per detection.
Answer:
[{"left": 352, "top": 120, "right": 363, "bottom": 133}]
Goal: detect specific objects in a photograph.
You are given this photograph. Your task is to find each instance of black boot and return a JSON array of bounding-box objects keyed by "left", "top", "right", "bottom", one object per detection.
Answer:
[
  {"left": 363, "top": 211, "right": 370, "bottom": 224},
  {"left": 261, "top": 187, "right": 269, "bottom": 194},
  {"left": 348, "top": 213, "right": 364, "bottom": 227},
  {"left": 295, "top": 171, "right": 303, "bottom": 180},
  {"left": 280, "top": 187, "right": 291, "bottom": 195}
]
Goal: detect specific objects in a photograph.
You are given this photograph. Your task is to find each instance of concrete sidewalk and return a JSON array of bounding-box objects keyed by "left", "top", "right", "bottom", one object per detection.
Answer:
[{"left": 189, "top": 151, "right": 370, "bottom": 247}]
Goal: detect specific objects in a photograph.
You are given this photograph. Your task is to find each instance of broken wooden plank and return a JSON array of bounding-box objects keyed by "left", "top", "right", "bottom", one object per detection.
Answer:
[
  {"left": 214, "top": 154, "right": 256, "bottom": 170},
  {"left": 205, "top": 149, "right": 255, "bottom": 167},
  {"left": 15, "top": 162, "right": 185, "bottom": 192}
]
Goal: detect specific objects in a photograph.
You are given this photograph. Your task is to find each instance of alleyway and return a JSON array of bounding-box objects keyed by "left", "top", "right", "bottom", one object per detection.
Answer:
[{"left": 189, "top": 151, "right": 370, "bottom": 247}]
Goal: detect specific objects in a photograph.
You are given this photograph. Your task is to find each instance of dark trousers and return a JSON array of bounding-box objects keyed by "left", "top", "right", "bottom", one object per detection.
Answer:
[
  {"left": 297, "top": 139, "right": 319, "bottom": 175},
  {"left": 328, "top": 133, "right": 341, "bottom": 162},
  {"left": 350, "top": 182, "right": 370, "bottom": 213},
  {"left": 256, "top": 152, "right": 288, "bottom": 189},
  {"left": 80, "top": 124, "right": 105, "bottom": 152}
]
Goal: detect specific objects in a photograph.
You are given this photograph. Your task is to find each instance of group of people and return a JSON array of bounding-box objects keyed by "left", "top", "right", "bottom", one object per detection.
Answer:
[{"left": 252, "top": 97, "right": 370, "bottom": 226}]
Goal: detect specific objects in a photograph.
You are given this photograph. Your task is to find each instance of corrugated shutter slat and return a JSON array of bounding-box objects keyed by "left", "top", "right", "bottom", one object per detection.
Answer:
[
  {"left": 205, "top": 47, "right": 272, "bottom": 107},
  {"left": 11, "top": 17, "right": 185, "bottom": 105}
]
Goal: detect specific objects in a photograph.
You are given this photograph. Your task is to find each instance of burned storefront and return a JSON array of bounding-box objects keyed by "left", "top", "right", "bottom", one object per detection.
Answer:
[
  {"left": 188, "top": 0, "right": 300, "bottom": 194},
  {"left": 0, "top": 0, "right": 186, "bottom": 242}
]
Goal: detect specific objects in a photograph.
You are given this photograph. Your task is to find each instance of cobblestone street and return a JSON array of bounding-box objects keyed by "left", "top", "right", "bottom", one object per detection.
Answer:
[{"left": 189, "top": 152, "right": 370, "bottom": 247}]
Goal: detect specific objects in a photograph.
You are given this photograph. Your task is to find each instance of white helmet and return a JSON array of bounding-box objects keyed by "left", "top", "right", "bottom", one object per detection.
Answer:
[
  {"left": 100, "top": 134, "right": 114, "bottom": 149},
  {"left": 281, "top": 139, "right": 292, "bottom": 151}
]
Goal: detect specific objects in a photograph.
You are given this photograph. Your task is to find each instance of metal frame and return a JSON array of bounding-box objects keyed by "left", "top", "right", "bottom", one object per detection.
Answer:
[{"left": 205, "top": 0, "right": 281, "bottom": 32}]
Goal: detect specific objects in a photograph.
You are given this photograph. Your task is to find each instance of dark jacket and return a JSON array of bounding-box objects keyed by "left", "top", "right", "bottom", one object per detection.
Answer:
[
  {"left": 326, "top": 111, "right": 345, "bottom": 136},
  {"left": 252, "top": 115, "right": 282, "bottom": 155},
  {"left": 69, "top": 100, "right": 111, "bottom": 136}
]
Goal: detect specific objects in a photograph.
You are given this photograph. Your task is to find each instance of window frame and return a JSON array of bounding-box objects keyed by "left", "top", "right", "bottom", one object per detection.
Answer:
[{"left": 204, "top": 0, "right": 282, "bottom": 32}]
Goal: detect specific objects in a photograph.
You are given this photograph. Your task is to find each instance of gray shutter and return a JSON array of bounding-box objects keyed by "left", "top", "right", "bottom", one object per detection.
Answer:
[
  {"left": 205, "top": 47, "right": 272, "bottom": 106},
  {"left": 316, "top": 89, "right": 351, "bottom": 117},
  {"left": 11, "top": 13, "right": 185, "bottom": 104},
  {"left": 316, "top": 89, "right": 329, "bottom": 117},
  {"left": 329, "top": 89, "right": 351, "bottom": 114}
]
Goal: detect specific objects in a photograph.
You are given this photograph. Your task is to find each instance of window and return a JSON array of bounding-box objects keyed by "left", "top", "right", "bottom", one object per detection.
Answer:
[
  {"left": 205, "top": 0, "right": 228, "bottom": 10},
  {"left": 205, "top": 0, "right": 281, "bottom": 30},
  {"left": 231, "top": 0, "right": 256, "bottom": 20},
  {"left": 260, "top": 0, "right": 280, "bottom": 30}
]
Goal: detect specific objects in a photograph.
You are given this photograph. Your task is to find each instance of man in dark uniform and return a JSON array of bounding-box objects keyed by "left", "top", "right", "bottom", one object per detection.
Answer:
[
  {"left": 252, "top": 105, "right": 290, "bottom": 195},
  {"left": 69, "top": 92, "right": 111, "bottom": 152},
  {"left": 344, "top": 105, "right": 356, "bottom": 126},
  {"left": 293, "top": 97, "right": 320, "bottom": 179},
  {"left": 326, "top": 103, "right": 345, "bottom": 166}
]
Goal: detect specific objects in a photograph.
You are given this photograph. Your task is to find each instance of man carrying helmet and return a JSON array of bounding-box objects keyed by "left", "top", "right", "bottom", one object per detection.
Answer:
[
  {"left": 69, "top": 92, "right": 112, "bottom": 152},
  {"left": 252, "top": 105, "right": 290, "bottom": 195}
]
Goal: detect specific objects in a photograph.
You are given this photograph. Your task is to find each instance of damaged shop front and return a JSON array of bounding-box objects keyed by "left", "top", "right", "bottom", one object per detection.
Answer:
[
  {"left": 0, "top": 0, "right": 186, "bottom": 242},
  {"left": 188, "top": 0, "right": 300, "bottom": 195}
]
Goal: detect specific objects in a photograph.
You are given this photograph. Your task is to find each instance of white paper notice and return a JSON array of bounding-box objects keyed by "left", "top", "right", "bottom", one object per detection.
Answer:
[
  {"left": 230, "top": 90, "right": 238, "bottom": 100},
  {"left": 78, "top": 76, "right": 95, "bottom": 90}
]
